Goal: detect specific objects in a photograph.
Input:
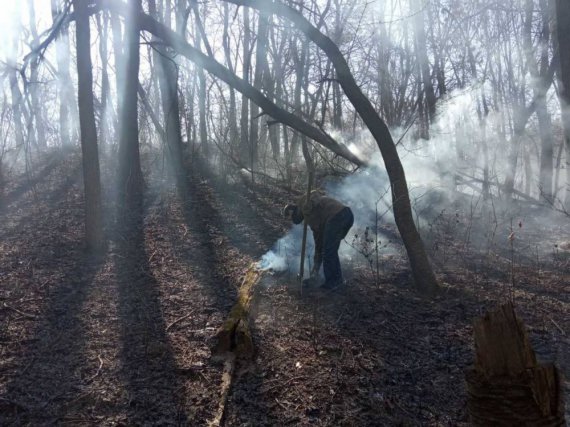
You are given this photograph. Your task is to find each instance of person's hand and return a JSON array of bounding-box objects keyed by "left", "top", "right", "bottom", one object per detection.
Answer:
[{"left": 282, "top": 203, "right": 296, "bottom": 218}]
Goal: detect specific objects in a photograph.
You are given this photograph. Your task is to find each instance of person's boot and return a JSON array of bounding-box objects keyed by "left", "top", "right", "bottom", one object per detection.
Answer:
[
  {"left": 302, "top": 277, "right": 318, "bottom": 287},
  {"left": 320, "top": 278, "right": 343, "bottom": 290}
]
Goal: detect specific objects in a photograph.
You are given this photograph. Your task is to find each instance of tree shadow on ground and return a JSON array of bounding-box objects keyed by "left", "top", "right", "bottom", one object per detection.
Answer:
[
  {"left": 113, "top": 196, "right": 189, "bottom": 425},
  {"left": 0, "top": 165, "right": 82, "bottom": 241},
  {"left": 192, "top": 163, "right": 287, "bottom": 258},
  {"left": 0, "top": 242, "right": 104, "bottom": 424},
  {"left": 172, "top": 175, "right": 238, "bottom": 313},
  {"left": 0, "top": 150, "right": 69, "bottom": 212}
]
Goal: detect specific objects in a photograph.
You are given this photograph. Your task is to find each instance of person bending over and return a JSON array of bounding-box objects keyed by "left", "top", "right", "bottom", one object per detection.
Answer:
[{"left": 283, "top": 191, "right": 354, "bottom": 289}]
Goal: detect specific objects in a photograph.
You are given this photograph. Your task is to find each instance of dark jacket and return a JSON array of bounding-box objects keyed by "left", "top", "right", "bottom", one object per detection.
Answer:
[{"left": 292, "top": 192, "right": 346, "bottom": 267}]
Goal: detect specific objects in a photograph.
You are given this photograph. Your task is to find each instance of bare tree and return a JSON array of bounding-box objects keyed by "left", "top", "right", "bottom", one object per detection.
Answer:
[
  {"left": 51, "top": 0, "right": 77, "bottom": 146},
  {"left": 117, "top": 0, "right": 143, "bottom": 205},
  {"left": 523, "top": 0, "right": 556, "bottom": 201},
  {"left": 149, "top": 0, "right": 185, "bottom": 184},
  {"left": 223, "top": 0, "right": 439, "bottom": 293},
  {"left": 556, "top": 0, "right": 570, "bottom": 210},
  {"left": 74, "top": 0, "right": 104, "bottom": 251},
  {"left": 27, "top": 0, "right": 47, "bottom": 149}
]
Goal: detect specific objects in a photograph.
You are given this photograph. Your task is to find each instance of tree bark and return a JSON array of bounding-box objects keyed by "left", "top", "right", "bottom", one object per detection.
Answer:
[
  {"left": 28, "top": 0, "right": 47, "bottom": 149},
  {"left": 149, "top": 0, "right": 185, "bottom": 184},
  {"left": 239, "top": 7, "right": 251, "bottom": 165},
  {"left": 524, "top": 0, "right": 555, "bottom": 201},
  {"left": 466, "top": 303, "right": 565, "bottom": 426},
  {"left": 96, "top": 11, "right": 113, "bottom": 148},
  {"left": 250, "top": 9, "right": 270, "bottom": 170},
  {"left": 117, "top": 0, "right": 143, "bottom": 206},
  {"left": 193, "top": 9, "right": 210, "bottom": 158},
  {"left": 556, "top": 0, "right": 570, "bottom": 210},
  {"left": 223, "top": 3, "right": 239, "bottom": 159},
  {"left": 52, "top": 0, "right": 78, "bottom": 146},
  {"left": 8, "top": 22, "right": 25, "bottom": 156},
  {"left": 504, "top": 58, "right": 558, "bottom": 200},
  {"left": 74, "top": 0, "right": 104, "bottom": 252},
  {"left": 412, "top": 0, "right": 436, "bottom": 135}
]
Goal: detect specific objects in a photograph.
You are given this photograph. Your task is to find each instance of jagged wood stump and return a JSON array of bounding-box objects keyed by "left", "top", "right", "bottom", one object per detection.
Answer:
[
  {"left": 212, "top": 264, "right": 261, "bottom": 360},
  {"left": 466, "top": 303, "right": 565, "bottom": 426}
]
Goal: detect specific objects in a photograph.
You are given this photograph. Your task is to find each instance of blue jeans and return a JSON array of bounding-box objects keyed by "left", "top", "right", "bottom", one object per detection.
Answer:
[{"left": 323, "top": 207, "right": 354, "bottom": 285}]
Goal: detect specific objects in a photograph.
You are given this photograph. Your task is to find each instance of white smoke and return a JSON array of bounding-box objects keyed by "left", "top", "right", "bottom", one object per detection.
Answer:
[
  {"left": 257, "top": 84, "right": 568, "bottom": 278},
  {"left": 257, "top": 157, "right": 398, "bottom": 278},
  {"left": 257, "top": 223, "right": 315, "bottom": 275}
]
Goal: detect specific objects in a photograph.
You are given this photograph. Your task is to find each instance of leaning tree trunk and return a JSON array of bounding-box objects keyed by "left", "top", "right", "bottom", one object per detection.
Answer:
[
  {"left": 226, "top": 0, "right": 439, "bottom": 293},
  {"left": 74, "top": 0, "right": 104, "bottom": 252}
]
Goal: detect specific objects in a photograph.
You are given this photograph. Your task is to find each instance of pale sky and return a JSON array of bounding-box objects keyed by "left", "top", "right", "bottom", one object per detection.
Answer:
[{"left": 0, "top": 0, "right": 54, "bottom": 61}]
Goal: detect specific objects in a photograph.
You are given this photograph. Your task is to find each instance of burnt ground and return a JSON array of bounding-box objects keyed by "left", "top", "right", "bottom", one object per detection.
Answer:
[{"left": 0, "top": 148, "right": 568, "bottom": 426}]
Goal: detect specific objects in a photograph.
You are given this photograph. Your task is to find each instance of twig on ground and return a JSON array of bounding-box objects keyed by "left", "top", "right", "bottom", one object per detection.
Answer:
[
  {"left": 3, "top": 303, "right": 37, "bottom": 319},
  {"left": 166, "top": 313, "right": 192, "bottom": 332},
  {"left": 85, "top": 355, "right": 104, "bottom": 384},
  {"left": 550, "top": 318, "right": 565, "bottom": 335},
  {"left": 260, "top": 375, "right": 306, "bottom": 394}
]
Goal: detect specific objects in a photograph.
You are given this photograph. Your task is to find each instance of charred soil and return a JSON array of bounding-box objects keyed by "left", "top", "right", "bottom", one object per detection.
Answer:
[{"left": 0, "top": 149, "right": 568, "bottom": 425}]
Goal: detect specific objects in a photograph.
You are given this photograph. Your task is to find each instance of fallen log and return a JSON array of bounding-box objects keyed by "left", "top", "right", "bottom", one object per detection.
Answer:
[
  {"left": 208, "top": 264, "right": 262, "bottom": 427},
  {"left": 212, "top": 263, "right": 262, "bottom": 360},
  {"left": 466, "top": 303, "right": 565, "bottom": 426}
]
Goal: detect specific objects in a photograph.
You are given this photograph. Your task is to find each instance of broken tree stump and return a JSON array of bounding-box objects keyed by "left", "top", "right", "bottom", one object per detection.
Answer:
[
  {"left": 212, "top": 264, "right": 262, "bottom": 360},
  {"left": 466, "top": 303, "right": 565, "bottom": 426}
]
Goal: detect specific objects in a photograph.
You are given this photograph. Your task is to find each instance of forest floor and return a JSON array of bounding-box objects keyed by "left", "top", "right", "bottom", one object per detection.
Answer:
[{"left": 0, "top": 147, "right": 568, "bottom": 426}]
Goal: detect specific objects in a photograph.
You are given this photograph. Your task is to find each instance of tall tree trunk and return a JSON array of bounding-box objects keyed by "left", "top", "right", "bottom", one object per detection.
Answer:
[
  {"left": 51, "top": 0, "right": 77, "bottom": 146},
  {"left": 149, "top": 0, "right": 185, "bottom": 183},
  {"left": 74, "top": 0, "right": 104, "bottom": 252},
  {"left": 524, "top": 0, "right": 555, "bottom": 201},
  {"left": 117, "top": 0, "right": 143, "bottom": 205},
  {"left": 556, "top": 0, "right": 570, "bottom": 210},
  {"left": 28, "top": 0, "right": 46, "bottom": 149},
  {"left": 250, "top": 10, "right": 270, "bottom": 170},
  {"left": 110, "top": 9, "right": 124, "bottom": 134},
  {"left": 412, "top": 0, "right": 436, "bottom": 135},
  {"left": 505, "top": 105, "right": 529, "bottom": 200},
  {"left": 96, "top": 12, "right": 113, "bottom": 148},
  {"left": 197, "top": 60, "right": 208, "bottom": 158},
  {"left": 289, "top": 37, "right": 308, "bottom": 174},
  {"left": 8, "top": 17, "right": 25, "bottom": 156},
  {"left": 51, "top": 0, "right": 71, "bottom": 147},
  {"left": 269, "top": 24, "right": 287, "bottom": 162},
  {"left": 192, "top": 5, "right": 210, "bottom": 159},
  {"left": 223, "top": 3, "right": 238, "bottom": 159},
  {"left": 239, "top": 7, "right": 251, "bottom": 164}
]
